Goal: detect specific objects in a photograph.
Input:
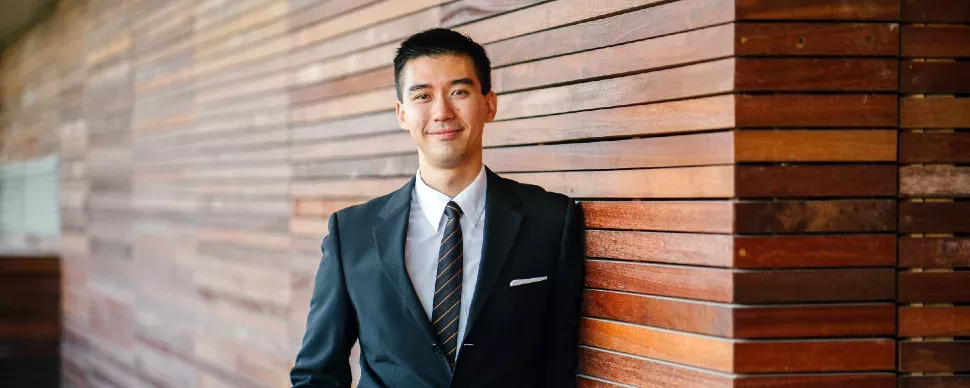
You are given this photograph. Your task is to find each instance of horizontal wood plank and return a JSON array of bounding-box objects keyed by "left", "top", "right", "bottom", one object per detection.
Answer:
[
  {"left": 734, "top": 339, "right": 896, "bottom": 373},
  {"left": 900, "top": 376, "right": 970, "bottom": 388},
  {"left": 900, "top": 132, "right": 970, "bottom": 163},
  {"left": 902, "top": 0, "right": 970, "bottom": 22},
  {"left": 901, "top": 61, "right": 970, "bottom": 94},
  {"left": 582, "top": 200, "right": 733, "bottom": 233},
  {"left": 734, "top": 200, "right": 897, "bottom": 234},
  {"left": 735, "top": 58, "right": 897, "bottom": 92},
  {"left": 733, "top": 303, "right": 895, "bottom": 338},
  {"left": 902, "top": 25, "right": 970, "bottom": 57},
  {"left": 734, "top": 268, "right": 896, "bottom": 303},
  {"left": 578, "top": 347, "right": 732, "bottom": 388},
  {"left": 735, "top": 129, "right": 897, "bottom": 162},
  {"left": 900, "top": 98, "right": 970, "bottom": 128},
  {"left": 899, "top": 237, "right": 970, "bottom": 268},
  {"left": 898, "top": 272, "right": 970, "bottom": 303},
  {"left": 735, "top": 165, "right": 897, "bottom": 198},
  {"left": 899, "top": 341, "right": 970, "bottom": 372},
  {"left": 736, "top": 0, "right": 901, "bottom": 20},
  {"left": 583, "top": 289, "right": 733, "bottom": 337},
  {"left": 585, "top": 260, "right": 733, "bottom": 302},
  {"left": 581, "top": 318, "right": 733, "bottom": 372},
  {"left": 733, "top": 235, "right": 897, "bottom": 268},
  {"left": 901, "top": 166, "right": 970, "bottom": 197},
  {"left": 736, "top": 94, "right": 898, "bottom": 128},
  {"left": 899, "top": 306, "right": 970, "bottom": 337},
  {"left": 736, "top": 22, "right": 899, "bottom": 56},
  {"left": 900, "top": 202, "right": 970, "bottom": 234},
  {"left": 510, "top": 167, "right": 735, "bottom": 199},
  {"left": 586, "top": 230, "right": 733, "bottom": 267},
  {"left": 737, "top": 374, "right": 897, "bottom": 388}
]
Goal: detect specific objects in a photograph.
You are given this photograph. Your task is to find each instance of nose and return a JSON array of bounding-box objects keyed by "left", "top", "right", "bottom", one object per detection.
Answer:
[{"left": 430, "top": 94, "right": 456, "bottom": 123}]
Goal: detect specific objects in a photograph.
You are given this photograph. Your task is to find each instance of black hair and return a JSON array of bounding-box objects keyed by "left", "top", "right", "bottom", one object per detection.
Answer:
[{"left": 393, "top": 28, "right": 491, "bottom": 102}]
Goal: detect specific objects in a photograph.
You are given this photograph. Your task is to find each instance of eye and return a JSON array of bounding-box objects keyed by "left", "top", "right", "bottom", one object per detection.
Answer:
[
  {"left": 413, "top": 93, "right": 429, "bottom": 101},
  {"left": 452, "top": 89, "right": 468, "bottom": 97}
]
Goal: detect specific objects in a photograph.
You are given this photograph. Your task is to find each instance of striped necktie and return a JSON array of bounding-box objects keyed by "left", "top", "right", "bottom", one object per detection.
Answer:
[{"left": 431, "top": 201, "right": 463, "bottom": 368}]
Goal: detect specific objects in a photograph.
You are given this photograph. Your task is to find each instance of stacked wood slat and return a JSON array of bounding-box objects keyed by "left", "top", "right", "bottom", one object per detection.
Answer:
[{"left": 898, "top": 0, "right": 970, "bottom": 386}]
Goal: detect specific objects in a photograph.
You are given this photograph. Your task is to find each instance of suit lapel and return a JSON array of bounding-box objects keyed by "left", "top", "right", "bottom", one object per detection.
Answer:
[
  {"left": 464, "top": 167, "right": 522, "bottom": 339},
  {"left": 372, "top": 176, "right": 440, "bottom": 345}
]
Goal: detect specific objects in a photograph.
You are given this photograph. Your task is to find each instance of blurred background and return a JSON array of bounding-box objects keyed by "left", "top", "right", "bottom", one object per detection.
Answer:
[{"left": 1, "top": 0, "right": 969, "bottom": 387}]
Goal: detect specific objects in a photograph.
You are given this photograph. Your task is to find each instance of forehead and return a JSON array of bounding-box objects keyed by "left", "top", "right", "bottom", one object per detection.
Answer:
[{"left": 401, "top": 54, "right": 479, "bottom": 87}]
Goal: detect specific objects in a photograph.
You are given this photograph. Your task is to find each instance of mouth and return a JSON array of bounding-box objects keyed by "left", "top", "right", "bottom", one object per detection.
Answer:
[{"left": 428, "top": 128, "right": 463, "bottom": 140}]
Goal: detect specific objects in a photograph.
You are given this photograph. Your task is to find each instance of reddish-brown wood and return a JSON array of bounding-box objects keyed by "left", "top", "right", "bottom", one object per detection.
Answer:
[
  {"left": 901, "top": 98, "right": 970, "bottom": 128},
  {"left": 899, "top": 342, "right": 970, "bottom": 372},
  {"left": 582, "top": 201, "right": 734, "bottom": 233},
  {"left": 900, "top": 376, "right": 970, "bottom": 388},
  {"left": 900, "top": 202, "right": 970, "bottom": 234},
  {"left": 733, "top": 235, "right": 897, "bottom": 268},
  {"left": 899, "top": 306, "right": 970, "bottom": 337},
  {"left": 901, "top": 61, "right": 970, "bottom": 93},
  {"left": 576, "top": 375, "right": 627, "bottom": 388},
  {"left": 901, "top": 166, "right": 970, "bottom": 197},
  {"left": 736, "top": 22, "right": 899, "bottom": 56},
  {"left": 578, "top": 347, "right": 732, "bottom": 388},
  {"left": 585, "top": 260, "right": 733, "bottom": 302},
  {"left": 899, "top": 237, "right": 970, "bottom": 268},
  {"left": 581, "top": 318, "right": 733, "bottom": 372},
  {"left": 735, "top": 165, "right": 898, "bottom": 198},
  {"left": 898, "top": 272, "right": 970, "bottom": 303},
  {"left": 733, "top": 303, "right": 896, "bottom": 338},
  {"left": 510, "top": 167, "right": 735, "bottom": 199},
  {"left": 736, "top": 95, "right": 898, "bottom": 128},
  {"left": 734, "top": 339, "right": 896, "bottom": 373},
  {"left": 902, "top": 25, "right": 970, "bottom": 57},
  {"left": 902, "top": 0, "right": 970, "bottom": 22},
  {"left": 735, "top": 129, "right": 897, "bottom": 162},
  {"left": 734, "top": 268, "right": 896, "bottom": 303},
  {"left": 586, "top": 230, "right": 733, "bottom": 267},
  {"left": 583, "top": 289, "right": 734, "bottom": 337},
  {"left": 737, "top": 374, "right": 897, "bottom": 388},
  {"left": 289, "top": 67, "right": 394, "bottom": 103},
  {"left": 734, "top": 200, "right": 897, "bottom": 234},
  {"left": 900, "top": 132, "right": 970, "bottom": 163},
  {"left": 736, "top": 0, "right": 901, "bottom": 20},
  {"left": 736, "top": 58, "right": 897, "bottom": 91}
]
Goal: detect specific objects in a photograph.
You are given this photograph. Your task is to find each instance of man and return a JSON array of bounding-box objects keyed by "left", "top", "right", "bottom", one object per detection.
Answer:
[{"left": 290, "top": 28, "right": 585, "bottom": 388}]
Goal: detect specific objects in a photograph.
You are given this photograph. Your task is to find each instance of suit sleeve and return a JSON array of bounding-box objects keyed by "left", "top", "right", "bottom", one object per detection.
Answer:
[
  {"left": 290, "top": 212, "right": 359, "bottom": 388},
  {"left": 540, "top": 199, "right": 585, "bottom": 388}
]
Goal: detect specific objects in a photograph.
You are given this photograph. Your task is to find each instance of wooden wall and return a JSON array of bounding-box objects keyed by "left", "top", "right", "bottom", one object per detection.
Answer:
[
  {"left": 0, "top": 255, "right": 61, "bottom": 387},
  {"left": 1, "top": 0, "right": 969, "bottom": 387}
]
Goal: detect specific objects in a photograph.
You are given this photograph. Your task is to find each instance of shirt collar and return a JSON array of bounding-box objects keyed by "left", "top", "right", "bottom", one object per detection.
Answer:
[{"left": 413, "top": 165, "right": 487, "bottom": 230}]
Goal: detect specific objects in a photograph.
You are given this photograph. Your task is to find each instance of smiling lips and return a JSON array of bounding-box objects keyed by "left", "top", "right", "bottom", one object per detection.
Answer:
[{"left": 429, "top": 128, "right": 463, "bottom": 140}]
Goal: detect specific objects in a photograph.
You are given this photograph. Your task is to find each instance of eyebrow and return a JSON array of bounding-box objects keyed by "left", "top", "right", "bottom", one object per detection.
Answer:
[{"left": 408, "top": 78, "right": 476, "bottom": 93}]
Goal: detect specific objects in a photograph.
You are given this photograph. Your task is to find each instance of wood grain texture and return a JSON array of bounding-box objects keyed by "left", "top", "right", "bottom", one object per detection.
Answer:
[
  {"left": 900, "top": 376, "right": 970, "bottom": 388},
  {"left": 583, "top": 289, "right": 734, "bottom": 337},
  {"left": 899, "top": 237, "right": 970, "bottom": 268},
  {"left": 899, "top": 342, "right": 970, "bottom": 372},
  {"left": 733, "top": 200, "right": 897, "bottom": 234},
  {"left": 902, "top": 25, "right": 970, "bottom": 57},
  {"left": 585, "top": 260, "right": 733, "bottom": 302},
  {"left": 735, "top": 58, "right": 897, "bottom": 91},
  {"left": 900, "top": 132, "right": 970, "bottom": 163},
  {"left": 578, "top": 347, "right": 732, "bottom": 388},
  {"left": 510, "top": 166, "right": 735, "bottom": 199},
  {"left": 901, "top": 166, "right": 970, "bottom": 197},
  {"left": 733, "top": 268, "right": 896, "bottom": 303},
  {"left": 586, "top": 230, "right": 733, "bottom": 267},
  {"left": 901, "top": 61, "right": 970, "bottom": 94},
  {"left": 735, "top": 165, "right": 897, "bottom": 198},
  {"left": 581, "top": 318, "right": 733, "bottom": 372},
  {"left": 582, "top": 201, "right": 734, "bottom": 233},
  {"left": 735, "top": 129, "right": 897, "bottom": 162},
  {"left": 736, "top": 0, "right": 901, "bottom": 20},
  {"left": 900, "top": 306, "right": 970, "bottom": 337},
  {"left": 900, "top": 202, "right": 970, "bottom": 234},
  {"left": 903, "top": 0, "right": 970, "bottom": 22},
  {"left": 736, "top": 94, "right": 898, "bottom": 128},
  {"left": 289, "top": 66, "right": 394, "bottom": 103},
  {"left": 899, "top": 272, "right": 970, "bottom": 303},
  {"left": 733, "top": 303, "right": 895, "bottom": 338},
  {"left": 576, "top": 375, "right": 628, "bottom": 388},
  {"left": 736, "top": 22, "right": 900, "bottom": 56},
  {"left": 734, "top": 339, "right": 896, "bottom": 373},
  {"left": 900, "top": 98, "right": 970, "bottom": 128},
  {"left": 737, "top": 374, "right": 897, "bottom": 388},
  {"left": 733, "top": 235, "right": 897, "bottom": 268}
]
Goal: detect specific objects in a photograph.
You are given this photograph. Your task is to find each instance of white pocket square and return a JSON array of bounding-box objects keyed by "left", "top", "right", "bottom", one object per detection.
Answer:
[{"left": 509, "top": 276, "right": 547, "bottom": 287}]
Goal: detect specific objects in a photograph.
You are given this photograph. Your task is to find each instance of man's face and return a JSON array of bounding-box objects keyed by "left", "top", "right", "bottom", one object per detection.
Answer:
[{"left": 396, "top": 54, "right": 497, "bottom": 169}]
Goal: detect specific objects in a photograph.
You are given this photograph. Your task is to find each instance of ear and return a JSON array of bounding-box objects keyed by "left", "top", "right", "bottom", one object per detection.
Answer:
[
  {"left": 396, "top": 99, "right": 407, "bottom": 129},
  {"left": 484, "top": 90, "right": 498, "bottom": 123}
]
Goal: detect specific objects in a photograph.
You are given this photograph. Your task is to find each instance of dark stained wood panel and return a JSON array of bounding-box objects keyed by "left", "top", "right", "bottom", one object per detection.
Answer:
[
  {"left": 736, "top": 0, "right": 900, "bottom": 20},
  {"left": 734, "top": 200, "right": 897, "bottom": 234},
  {"left": 899, "top": 342, "right": 970, "bottom": 372},
  {"left": 901, "top": 61, "right": 970, "bottom": 94},
  {"left": 734, "top": 235, "right": 897, "bottom": 268},
  {"left": 900, "top": 202, "right": 970, "bottom": 234},
  {"left": 735, "top": 129, "right": 897, "bottom": 162},
  {"left": 734, "top": 268, "right": 896, "bottom": 303},
  {"left": 735, "top": 165, "right": 897, "bottom": 198},
  {"left": 899, "top": 306, "right": 970, "bottom": 337},
  {"left": 898, "top": 272, "right": 970, "bottom": 303},
  {"left": 733, "top": 303, "right": 896, "bottom": 338},
  {"left": 586, "top": 230, "right": 733, "bottom": 267},
  {"left": 585, "top": 260, "right": 733, "bottom": 302},
  {"left": 583, "top": 289, "right": 734, "bottom": 337},
  {"left": 902, "top": 25, "right": 970, "bottom": 57},
  {"left": 582, "top": 201, "right": 734, "bottom": 233},
  {"left": 736, "top": 94, "right": 898, "bottom": 128},
  {"left": 900, "top": 376, "right": 970, "bottom": 388},
  {"left": 735, "top": 58, "right": 897, "bottom": 92},
  {"left": 734, "top": 339, "right": 896, "bottom": 373},
  {"left": 901, "top": 166, "right": 970, "bottom": 197},
  {"left": 899, "top": 237, "right": 970, "bottom": 268},
  {"left": 736, "top": 22, "right": 900, "bottom": 56},
  {"left": 737, "top": 374, "right": 897, "bottom": 388},
  {"left": 900, "top": 132, "right": 970, "bottom": 163},
  {"left": 578, "top": 347, "right": 732, "bottom": 388},
  {"left": 901, "top": 98, "right": 970, "bottom": 128},
  {"left": 902, "top": 0, "right": 970, "bottom": 22}
]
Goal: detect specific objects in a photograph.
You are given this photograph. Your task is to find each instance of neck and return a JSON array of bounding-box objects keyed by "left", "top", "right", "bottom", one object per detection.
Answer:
[{"left": 418, "top": 157, "right": 483, "bottom": 198}]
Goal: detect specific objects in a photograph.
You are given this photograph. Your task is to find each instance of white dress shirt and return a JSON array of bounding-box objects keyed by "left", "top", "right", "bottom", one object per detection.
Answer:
[{"left": 405, "top": 165, "right": 487, "bottom": 355}]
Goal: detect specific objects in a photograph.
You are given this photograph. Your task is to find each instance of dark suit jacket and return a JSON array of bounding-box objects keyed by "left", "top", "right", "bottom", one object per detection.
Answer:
[{"left": 290, "top": 166, "right": 585, "bottom": 388}]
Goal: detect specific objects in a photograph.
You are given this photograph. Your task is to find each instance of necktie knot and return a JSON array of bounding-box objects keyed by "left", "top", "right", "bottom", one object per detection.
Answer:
[{"left": 444, "top": 201, "right": 463, "bottom": 219}]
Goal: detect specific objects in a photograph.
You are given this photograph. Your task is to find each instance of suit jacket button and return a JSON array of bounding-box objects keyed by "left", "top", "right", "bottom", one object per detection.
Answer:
[{"left": 431, "top": 344, "right": 440, "bottom": 354}]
